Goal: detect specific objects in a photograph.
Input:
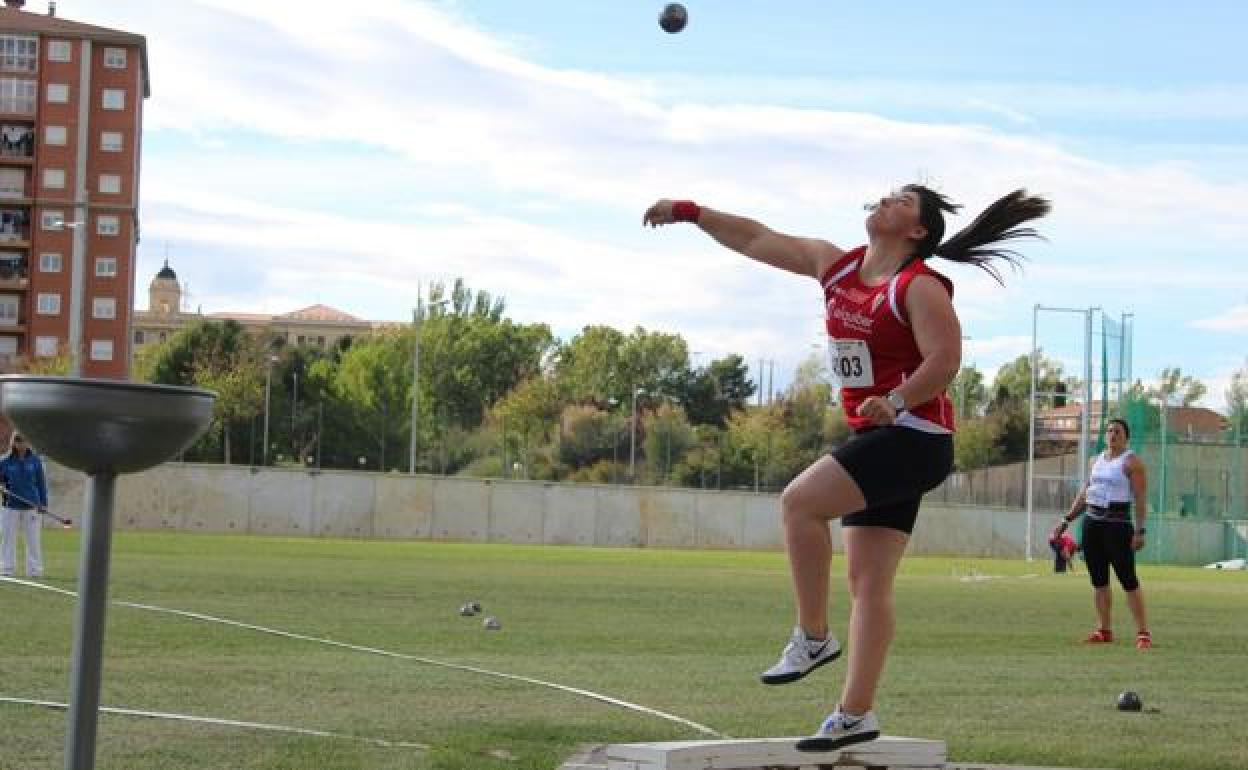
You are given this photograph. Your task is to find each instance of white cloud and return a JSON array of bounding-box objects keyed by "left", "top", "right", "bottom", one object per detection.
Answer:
[
  {"left": 1192, "top": 305, "right": 1248, "bottom": 332},
  {"left": 55, "top": 0, "right": 1247, "bottom": 396}
]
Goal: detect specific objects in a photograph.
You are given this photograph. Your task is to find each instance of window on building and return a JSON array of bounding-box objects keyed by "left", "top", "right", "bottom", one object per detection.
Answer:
[
  {"left": 92, "top": 296, "right": 116, "bottom": 319},
  {"left": 133, "top": 329, "right": 144, "bottom": 345},
  {"left": 101, "top": 88, "right": 124, "bottom": 110},
  {"left": 39, "top": 252, "right": 61, "bottom": 272},
  {"left": 45, "top": 124, "right": 66, "bottom": 146},
  {"left": 47, "top": 83, "right": 69, "bottom": 104},
  {"left": 42, "top": 168, "right": 65, "bottom": 190},
  {"left": 0, "top": 78, "right": 36, "bottom": 113},
  {"left": 36, "top": 293, "right": 60, "bottom": 315},
  {"left": 102, "top": 47, "right": 127, "bottom": 69},
  {"left": 0, "top": 294, "right": 17, "bottom": 325},
  {"left": 0, "top": 335, "right": 15, "bottom": 357},
  {"left": 46, "top": 40, "right": 71, "bottom": 63},
  {"left": 317, "top": 336, "right": 326, "bottom": 348},
  {"left": 98, "top": 174, "right": 120, "bottom": 195},
  {"left": 0, "top": 168, "right": 23, "bottom": 198},
  {"left": 159, "top": 331, "right": 167, "bottom": 342},
  {"left": 35, "top": 336, "right": 58, "bottom": 357},
  {"left": 95, "top": 257, "right": 117, "bottom": 277},
  {"left": 89, "top": 339, "right": 113, "bottom": 361},
  {"left": 0, "top": 36, "right": 38, "bottom": 72},
  {"left": 40, "top": 210, "right": 65, "bottom": 230},
  {"left": 96, "top": 215, "right": 119, "bottom": 236},
  {"left": 100, "top": 131, "right": 122, "bottom": 152}
]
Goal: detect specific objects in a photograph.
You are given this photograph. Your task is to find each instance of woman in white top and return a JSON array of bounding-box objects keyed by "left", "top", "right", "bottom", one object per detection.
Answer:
[{"left": 1053, "top": 418, "right": 1151, "bottom": 649}]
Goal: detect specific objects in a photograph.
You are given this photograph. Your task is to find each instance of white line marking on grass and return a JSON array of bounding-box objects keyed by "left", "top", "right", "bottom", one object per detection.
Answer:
[
  {"left": 2, "top": 577, "right": 726, "bottom": 738},
  {"left": 0, "top": 696, "right": 427, "bottom": 748}
]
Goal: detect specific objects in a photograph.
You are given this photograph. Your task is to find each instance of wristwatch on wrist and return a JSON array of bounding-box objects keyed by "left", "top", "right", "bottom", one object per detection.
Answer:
[{"left": 885, "top": 390, "right": 906, "bottom": 412}]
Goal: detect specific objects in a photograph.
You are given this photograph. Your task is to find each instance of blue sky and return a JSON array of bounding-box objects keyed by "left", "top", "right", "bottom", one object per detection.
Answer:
[{"left": 65, "top": 0, "right": 1248, "bottom": 409}]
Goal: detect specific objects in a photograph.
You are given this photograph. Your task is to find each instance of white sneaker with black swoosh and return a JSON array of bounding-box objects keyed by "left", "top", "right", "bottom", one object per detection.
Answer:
[
  {"left": 795, "top": 709, "right": 880, "bottom": 752},
  {"left": 759, "top": 626, "right": 841, "bottom": 685}
]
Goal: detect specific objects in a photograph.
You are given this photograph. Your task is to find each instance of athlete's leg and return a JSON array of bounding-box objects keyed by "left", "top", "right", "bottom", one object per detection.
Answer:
[
  {"left": 779, "top": 455, "right": 866, "bottom": 638},
  {"left": 839, "top": 525, "right": 909, "bottom": 715},
  {"left": 1081, "top": 520, "right": 1114, "bottom": 637}
]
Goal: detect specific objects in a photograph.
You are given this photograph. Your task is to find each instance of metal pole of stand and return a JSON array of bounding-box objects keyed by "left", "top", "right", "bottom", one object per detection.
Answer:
[{"left": 64, "top": 473, "right": 117, "bottom": 770}]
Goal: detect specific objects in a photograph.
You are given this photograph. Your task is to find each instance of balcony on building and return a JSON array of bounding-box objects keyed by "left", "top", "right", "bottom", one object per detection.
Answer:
[
  {"left": 0, "top": 121, "right": 32, "bottom": 164},
  {"left": 0, "top": 206, "right": 28, "bottom": 247},
  {"left": 0, "top": 250, "right": 24, "bottom": 289}
]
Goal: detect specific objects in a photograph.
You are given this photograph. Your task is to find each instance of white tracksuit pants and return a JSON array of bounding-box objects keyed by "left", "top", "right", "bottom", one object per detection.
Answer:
[{"left": 0, "top": 506, "right": 43, "bottom": 577}]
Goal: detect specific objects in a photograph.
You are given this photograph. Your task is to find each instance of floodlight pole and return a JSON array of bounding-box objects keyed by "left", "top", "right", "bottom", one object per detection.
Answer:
[{"left": 1026, "top": 305, "right": 1038, "bottom": 561}]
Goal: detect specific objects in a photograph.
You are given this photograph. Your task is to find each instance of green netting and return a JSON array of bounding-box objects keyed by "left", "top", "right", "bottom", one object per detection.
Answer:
[{"left": 1086, "top": 314, "right": 1247, "bottom": 563}]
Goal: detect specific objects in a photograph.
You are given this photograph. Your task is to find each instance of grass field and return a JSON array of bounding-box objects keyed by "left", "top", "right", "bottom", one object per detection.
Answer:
[{"left": 1, "top": 531, "right": 1246, "bottom": 770}]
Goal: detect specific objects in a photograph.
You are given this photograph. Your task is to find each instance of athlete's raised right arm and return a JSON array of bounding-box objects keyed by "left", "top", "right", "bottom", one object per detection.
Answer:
[{"left": 643, "top": 199, "right": 844, "bottom": 280}]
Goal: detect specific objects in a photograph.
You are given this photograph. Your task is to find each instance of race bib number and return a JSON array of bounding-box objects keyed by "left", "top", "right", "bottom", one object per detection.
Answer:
[{"left": 827, "top": 339, "right": 874, "bottom": 388}]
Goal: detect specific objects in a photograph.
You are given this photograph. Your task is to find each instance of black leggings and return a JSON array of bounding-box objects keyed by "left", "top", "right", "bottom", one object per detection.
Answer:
[{"left": 1081, "top": 518, "right": 1139, "bottom": 591}]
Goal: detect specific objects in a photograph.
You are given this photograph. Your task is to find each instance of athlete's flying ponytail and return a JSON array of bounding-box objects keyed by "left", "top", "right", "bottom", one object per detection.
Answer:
[{"left": 905, "top": 184, "right": 1051, "bottom": 285}]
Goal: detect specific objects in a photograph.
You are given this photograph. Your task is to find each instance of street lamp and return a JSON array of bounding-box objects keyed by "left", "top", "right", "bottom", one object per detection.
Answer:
[
  {"left": 291, "top": 368, "right": 298, "bottom": 457},
  {"left": 607, "top": 396, "right": 620, "bottom": 483},
  {"left": 261, "top": 354, "right": 279, "bottom": 466},
  {"left": 1157, "top": 393, "right": 1177, "bottom": 514},
  {"left": 629, "top": 387, "right": 646, "bottom": 482},
  {"left": 410, "top": 295, "right": 449, "bottom": 474},
  {"left": 49, "top": 217, "right": 87, "bottom": 376}
]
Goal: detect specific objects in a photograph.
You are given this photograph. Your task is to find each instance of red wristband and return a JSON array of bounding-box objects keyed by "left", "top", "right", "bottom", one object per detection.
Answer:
[{"left": 671, "top": 200, "right": 701, "bottom": 223}]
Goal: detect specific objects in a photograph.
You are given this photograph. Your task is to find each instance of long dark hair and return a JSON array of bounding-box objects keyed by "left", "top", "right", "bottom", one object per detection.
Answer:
[{"left": 904, "top": 184, "right": 1051, "bottom": 284}]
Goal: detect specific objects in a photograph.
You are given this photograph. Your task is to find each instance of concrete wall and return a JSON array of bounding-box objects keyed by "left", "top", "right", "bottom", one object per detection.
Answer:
[{"left": 42, "top": 462, "right": 1230, "bottom": 565}]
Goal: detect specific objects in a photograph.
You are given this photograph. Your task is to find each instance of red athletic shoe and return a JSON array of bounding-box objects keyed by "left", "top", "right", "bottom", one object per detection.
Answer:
[
  {"left": 1084, "top": 628, "right": 1114, "bottom": 644},
  {"left": 1136, "top": 631, "right": 1152, "bottom": 650}
]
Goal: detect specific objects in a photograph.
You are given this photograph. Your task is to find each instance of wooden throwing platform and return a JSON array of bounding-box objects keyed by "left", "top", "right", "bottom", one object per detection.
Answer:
[{"left": 604, "top": 736, "right": 946, "bottom": 770}]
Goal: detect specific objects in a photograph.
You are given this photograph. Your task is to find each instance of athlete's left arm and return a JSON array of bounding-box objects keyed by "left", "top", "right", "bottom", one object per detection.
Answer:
[
  {"left": 894, "top": 275, "right": 962, "bottom": 409},
  {"left": 1127, "top": 454, "right": 1148, "bottom": 549}
]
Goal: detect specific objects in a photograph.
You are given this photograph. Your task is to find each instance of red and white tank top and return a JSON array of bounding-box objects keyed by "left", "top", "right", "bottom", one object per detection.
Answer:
[{"left": 821, "top": 245, "right": 956, "bottom": 433}]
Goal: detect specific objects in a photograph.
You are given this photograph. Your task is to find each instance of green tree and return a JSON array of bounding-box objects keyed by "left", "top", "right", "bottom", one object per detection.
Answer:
[
  {"left": 20, "top": 343, "right": 71, "bottom": 375},
  {"left": 554, "top": 325, "right": 627, "bottom": 404},
  {"left": 140, "top": 319, "right": 248, "bottom": 386},
  {"left": 139, "top": 320, "right": 264, "bottom": 463},
  {"left": 558, "top": 404, "right": 616, "bottom": 469},
  {"left": 954, "top": 417, "right": 1001, "bottom": 471},
  {"left": 619, "top": 327, "right": 690, "bottom": 399},
  {"left": 641, "top": 402, "right": 695, "bottom": 484},
  {"left": 418, "top": 281, "right": 554, "bottom": 431},
  {"left": 782, "top": 353, "right": 837, "bottom": 460},
  {"left": 1226, "top": 361, "right": 1248, "bottom": 443},
  {"left": 333, "top": 330, "right": 412, "bottom": 471},
  {"left": 949, "top": 365, "right": 987, "bottom": 420},
  {"left": 1151, "top": 366, "right": 1208, "bottom": 407},
  {"left": 720, "top": 405, "right": 802, "bottom": 492},
  {"left": 491, "top": 376, "right": 562, "bottom": 479},
  {"left": 194, "top": 355, "right": 264, "bottom": 465},
  {"left": 987, "top": 353, "right": 1066, "bottom": 462},
  {"left": 679, "top": 354, "right": 757, "bottom": 426}
]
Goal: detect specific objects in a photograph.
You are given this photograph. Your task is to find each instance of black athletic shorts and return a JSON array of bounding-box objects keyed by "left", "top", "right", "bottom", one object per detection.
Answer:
[
  {"left": 833, "top": 425, "right": 954, "bottom": 534},
  {"left": 1081, "top": 515, "right": 1140, "bottom": 591}
]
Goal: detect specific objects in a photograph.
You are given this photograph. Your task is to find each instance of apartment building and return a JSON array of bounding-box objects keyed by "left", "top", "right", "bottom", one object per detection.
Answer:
[{"left": 0, "top": 0, "right": 148, "bottom": 377}]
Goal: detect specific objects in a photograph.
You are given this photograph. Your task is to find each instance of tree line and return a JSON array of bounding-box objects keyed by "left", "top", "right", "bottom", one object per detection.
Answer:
[{"left": 129, "top": 279, "right": 1245, "bottom": 490}]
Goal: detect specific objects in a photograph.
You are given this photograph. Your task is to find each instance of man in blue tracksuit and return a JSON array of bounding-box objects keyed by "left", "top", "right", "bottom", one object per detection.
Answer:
[{"left": 0, "top": 432, "right": 49, "bottom": 578}]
